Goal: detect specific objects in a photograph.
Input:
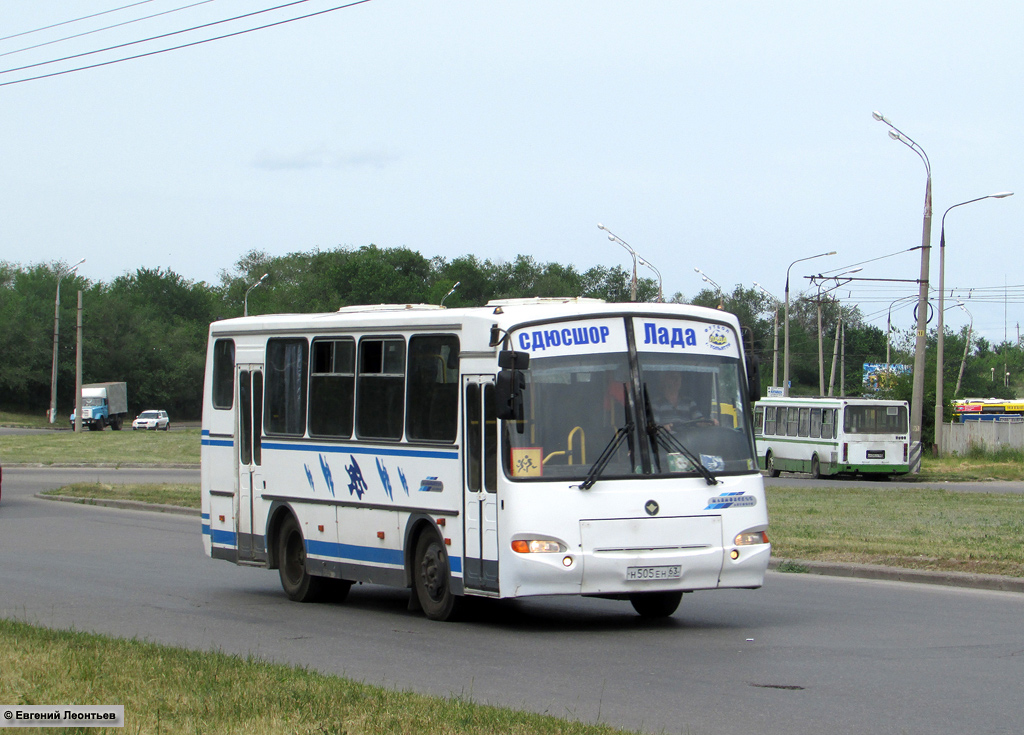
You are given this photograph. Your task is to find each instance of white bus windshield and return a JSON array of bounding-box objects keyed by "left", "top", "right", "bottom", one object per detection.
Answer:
[{"left": 503, "top": 319, "right": 757, "bottom": 481}]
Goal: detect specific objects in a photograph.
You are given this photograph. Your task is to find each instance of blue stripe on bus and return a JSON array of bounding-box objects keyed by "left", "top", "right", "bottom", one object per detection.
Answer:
[
  {"left": 211, "top": 528, "right": 236, "bottom": 545},
  {"left": 305, "top": 539, "right": 463, "bottom": 574},
  {"left": 262, "top": 441, "right": 458, "bottom": 461},
  {"left": 202, "top": 438, "right": 234, "bottom": 447}
]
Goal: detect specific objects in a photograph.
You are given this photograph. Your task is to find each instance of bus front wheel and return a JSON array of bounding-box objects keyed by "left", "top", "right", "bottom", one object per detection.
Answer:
[
  {"left": 766, "top": 451, "right": 781, "bottom": 478},
  {"left": 810, "top": 455, "right": 822, "bottom": 479},
  {"left": 414, "top": 532, "right": 461, "bottom": 621},
  {"left": 278, "top": 515, "right": 328, "bottom": 603},
  {"left": 630, "top": 591, "right": 683, "bottom": 618}
]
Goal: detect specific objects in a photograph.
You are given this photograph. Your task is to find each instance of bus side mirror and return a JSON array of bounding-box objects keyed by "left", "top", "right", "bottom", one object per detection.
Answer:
[
  {"left": 498, "top": 350, "right": 529, "bottom": 370},
  {"left": 495, "top": 350, "right": 529, "bottom": 430},
  {"left": 746, "top": 355, "right": 761, "bottom": 404}
]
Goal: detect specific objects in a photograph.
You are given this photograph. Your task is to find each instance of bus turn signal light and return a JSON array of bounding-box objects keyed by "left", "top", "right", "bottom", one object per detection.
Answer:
[
  {"left": 734, "top": 531, "right": 769, "bottom": 546},
  {"left": 511, "top": 539, "right": 563, "bottom": 553}
]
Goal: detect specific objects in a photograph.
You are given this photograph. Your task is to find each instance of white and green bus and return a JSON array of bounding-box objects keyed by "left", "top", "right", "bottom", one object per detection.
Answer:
[{"left": 753, "top": 397, "right": 910, "bottom": 478}]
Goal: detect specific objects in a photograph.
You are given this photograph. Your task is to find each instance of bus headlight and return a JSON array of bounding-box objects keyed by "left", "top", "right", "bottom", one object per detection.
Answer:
[
  {"left": 734, "top": 531, "right": 769, "bottom": 546},
  {"left": 511, "top": 539, "right": 565, "bottom": 553}
]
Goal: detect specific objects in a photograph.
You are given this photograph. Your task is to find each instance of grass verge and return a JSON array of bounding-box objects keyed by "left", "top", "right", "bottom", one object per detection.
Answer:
[
  {"left": 767, "top": 485, "right": 1024, "bottom": 577},
  {"left": 917, "top": 447, "right": 1024, "bottom": 481},
  {"left": 0, "top": 428, "right": 200, "bottom": 465},
  {"left": 0, "top": 619, "right": 634, "bottom": 735}
]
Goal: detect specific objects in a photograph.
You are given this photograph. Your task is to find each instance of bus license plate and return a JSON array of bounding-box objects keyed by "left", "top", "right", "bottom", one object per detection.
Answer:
[
  {"left": 626, "top": 565, "right": 682, "bottom": 581},
  {"left": 866, "top": 450, "right": 885, "bottom": 459}
]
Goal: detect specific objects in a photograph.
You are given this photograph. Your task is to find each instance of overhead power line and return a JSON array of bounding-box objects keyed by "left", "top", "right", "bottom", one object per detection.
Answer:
[
  {"left": 0, "top": 1, "right": 219, "bottom": 61},
  {"left": 0, "top": 0, "right": 374, "bottom": 88},
  {"left": 0, "top": 1, "right": 157, "bottom": 43}
]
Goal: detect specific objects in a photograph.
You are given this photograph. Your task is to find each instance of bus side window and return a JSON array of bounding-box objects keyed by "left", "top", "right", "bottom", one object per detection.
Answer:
[
  {"left": 787, "top": 407, "right": 799, "bottom": 436},
  {"left": 265, "top": 338, "right": 308, "bottom": 436},
  {"left": 309, "top": 338, "right": 355, "bottom": 438},
  {"left": 764, "top": 406, "right": 776, "bottom": 435},
  {"left": 754, "top": 407, "right": 764, "bottom": 436},
  {"left": 810, "top": 408, "right": 821, "bottom": 438},
  {"left": 798, "top": 408, "right": 809, "bottom": 437},
  {"left": 212, "top": 339, "right": 235, "bottom": 410},
  {"left": 406, "top": 335, "right": 459, "bottom": 443},
  {"left": 357, "top": 337, "right": 406, "bottom": 440},
  {"left": 822, "top": 408, "right": 835, "bottom": 439}
]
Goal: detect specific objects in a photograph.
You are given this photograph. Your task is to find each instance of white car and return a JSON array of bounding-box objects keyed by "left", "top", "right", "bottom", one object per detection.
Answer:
[{"left": 132, "top": 410, "right": 170, "bottom": 431}]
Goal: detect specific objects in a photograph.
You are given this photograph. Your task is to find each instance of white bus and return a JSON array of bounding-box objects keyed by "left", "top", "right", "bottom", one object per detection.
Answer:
[
  {"left": 201, "top": 298, "right": 770, "bottom": 620},
  {"left": 753, "top": 397, "right": 910, "bottom": 478}
]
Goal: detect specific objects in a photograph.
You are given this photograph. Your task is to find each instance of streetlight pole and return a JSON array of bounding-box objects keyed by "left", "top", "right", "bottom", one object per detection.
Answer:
[
  {"left": 637, "top": 255, "right": 663, "bottom": 302},
  {"left": 49, "top": 258, "right": 85, "bottom": 424},
  {"left": 954, "top": 302, "right": 972, "bottom": 397},
  {"left": 753, "top": 281, "right": 781, "bottom": 388},
  {"left": 873, "top": 111, "right": 931, "bottom": 473},
  {"left": 597, "top": 224, "right": 637, "bottom": 301},
  {"left": 782, "top": 251, "right": 835, "bottom": 397},
  {"left": 934, "top": 192, "right": 1013, "bottom": 454},
  {"left": 244, "top": 273, "right": 269, "bottom": 317},
  {"left": 693, "top": 268, "right": 724, "bottom": 308}
]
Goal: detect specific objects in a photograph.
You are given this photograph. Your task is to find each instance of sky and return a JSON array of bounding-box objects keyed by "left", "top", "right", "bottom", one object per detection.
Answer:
[{"left": 1, "top": 0, "right": 1022, "bottom": 344}]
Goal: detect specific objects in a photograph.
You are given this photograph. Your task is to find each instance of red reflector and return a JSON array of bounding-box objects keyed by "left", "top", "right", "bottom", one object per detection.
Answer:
[
  {"left": 444, "top": 538, "right": 451, "bottom": 546},
  {"left": 318, "top": 525, "right": 324, "bottom": 532},
  {"left": 436, "top": 518, "right": 446, "bottom": 527},
  {"left": 377, "top": 531, "right": 385, "bottom": 540}
]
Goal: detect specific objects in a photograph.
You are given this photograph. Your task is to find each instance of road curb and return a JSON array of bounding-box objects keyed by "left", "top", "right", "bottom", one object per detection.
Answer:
[
  {"left": 36, "top": 493, "right": 200, "bottom": 517},
  {"left": 769, "top": 558, "right": 1024, "bottom": 593}
]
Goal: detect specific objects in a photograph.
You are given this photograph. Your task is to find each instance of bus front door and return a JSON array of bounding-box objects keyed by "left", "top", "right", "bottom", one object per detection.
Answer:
[
  {"left": 235, "top": 365, "right": 264, "bottom": 563},
  {"left": 463, "top": 377, "right": 499, "bottom": 593}
]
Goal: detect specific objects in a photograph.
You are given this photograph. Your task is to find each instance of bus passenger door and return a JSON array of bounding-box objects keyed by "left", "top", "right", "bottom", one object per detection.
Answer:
[
  {"left": 463, "top": 376, "right": 499, "bottom": 592},
  {"left": 235, "top": 365, "right": 264, "bottom": 563}
]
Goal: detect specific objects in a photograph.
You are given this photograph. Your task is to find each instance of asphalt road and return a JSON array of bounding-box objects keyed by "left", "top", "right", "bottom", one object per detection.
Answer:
[{"left": 1, "top": 468, "right": 1022, "bottom": 734}]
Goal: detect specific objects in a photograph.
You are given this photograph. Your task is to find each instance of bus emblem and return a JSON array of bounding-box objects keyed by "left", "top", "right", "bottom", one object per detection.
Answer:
[{"left": 645, "top": 500, "right": 660, "bottom": 516}]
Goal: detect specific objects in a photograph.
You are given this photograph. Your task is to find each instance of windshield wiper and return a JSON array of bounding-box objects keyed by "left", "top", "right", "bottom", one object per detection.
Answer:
[
  {"left": 643, "top": 384, "right": 718, "bottom": 486},
  {"left": 577, "top": 421, "right": 634, "bottom": 490}
]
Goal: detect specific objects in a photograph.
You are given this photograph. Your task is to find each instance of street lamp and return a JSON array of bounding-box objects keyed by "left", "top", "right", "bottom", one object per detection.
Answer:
[
  {"left": 244, "top": 273, "right": 269, "bottom": 317},
  {"left": 597, "top": 223, "right": 637, "bottom": 301},
  {"left": 49, "top": 258, "right": 85, "bottom": 424},
  {"left": 782, "top": 251, "right": 835, "bottom": 396},
  {"left": 693, "top": 268, "right": 723, "bottom": 307},
  {"left": 753, "top": 281, "right": 781, "bottom": 388},
  {"left": 934, "top": 191, "right": 1013, "bottom": 454},
  {"left": 954, "top": 302, "right": 972, "bottom": 397},
  {"left": 637, "top": 255, "right": 663, "bottom": 302},
  {"left": 873, "top": 110, "right": 931, "bottom": 472}
]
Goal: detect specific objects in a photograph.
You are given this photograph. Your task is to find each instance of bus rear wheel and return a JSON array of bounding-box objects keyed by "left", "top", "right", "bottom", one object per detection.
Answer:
[
  {"left": 278, "top": 515, "right": 328, "bottom": 602},
  {"left": 766, "top": 451, "right": 781, "bottom": 477},
  {"left": 414, "top": 532, "right": 461, "bottom": 621},
  {"left": 629, "top": 591, "right": 683, "bottom": 618}
]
